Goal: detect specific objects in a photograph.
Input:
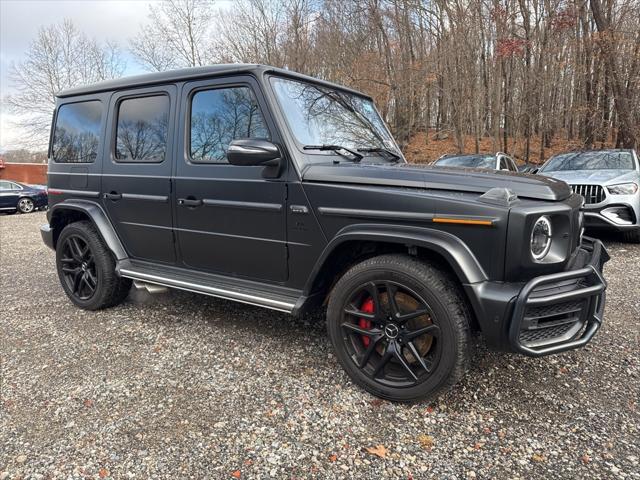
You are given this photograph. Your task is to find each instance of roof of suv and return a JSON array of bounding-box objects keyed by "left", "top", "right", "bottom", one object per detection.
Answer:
[{"left": 56, "top": 64, "right": 370, "bottom": 99}]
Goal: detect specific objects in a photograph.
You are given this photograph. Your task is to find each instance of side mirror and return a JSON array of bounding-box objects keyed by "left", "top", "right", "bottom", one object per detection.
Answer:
[{"left": 227, "top": 139, "right": 281, "bottom": 167}]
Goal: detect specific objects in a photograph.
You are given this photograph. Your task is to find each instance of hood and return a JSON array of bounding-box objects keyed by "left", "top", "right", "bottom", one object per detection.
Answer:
[
  {"left": 540, "top": 169, "right": 637, "bottom": 185},
  {"left": 302, "top": 162, "right": 572, "bottom": 201}
]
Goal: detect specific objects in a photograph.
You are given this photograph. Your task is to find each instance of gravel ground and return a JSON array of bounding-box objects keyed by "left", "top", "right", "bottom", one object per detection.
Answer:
[{"left": 1, "top": 211, "right": 638, "bottom": 480}]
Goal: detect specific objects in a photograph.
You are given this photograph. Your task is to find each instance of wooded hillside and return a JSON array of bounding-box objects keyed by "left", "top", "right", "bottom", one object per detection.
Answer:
[{"left": 6, "top": 0, "right": 640, "bottom": 163}]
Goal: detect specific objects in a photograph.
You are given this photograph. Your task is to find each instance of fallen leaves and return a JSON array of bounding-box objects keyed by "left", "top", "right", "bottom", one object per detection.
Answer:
[
  {"left": 365, "top": 444, "right": 388, "bottom": 458},
  {"left": 418, "top": 434, "right": 434, "bottom": 451},
  {"left": 98, "top": 468, "right": 109, "bottom": 478},
  {"left": 83, "top": 399, "right": 93, "bottom": 408},
  {"left": 231, "top": 470, "right": 241, "bottom": 478},
  {"left": 581, "top": 454, "right": 591, "bottom": 464},
  {"left": 531, "top": 454, "right": 546, "bottom": 462},
  {"left": 328, "top": 454, "right": 338, "bottom": 462}
]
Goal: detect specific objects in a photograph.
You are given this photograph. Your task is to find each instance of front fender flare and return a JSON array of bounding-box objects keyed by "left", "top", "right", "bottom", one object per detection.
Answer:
[
  {"left": 303, "top": 223, "right": 488, "bottom": 296},
  {"left": 49, "top": 200, "right": 127, "bottom": 260}
]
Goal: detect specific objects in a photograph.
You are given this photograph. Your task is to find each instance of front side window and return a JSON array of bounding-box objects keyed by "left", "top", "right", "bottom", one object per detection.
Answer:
[
  {"left": 115, "top": 95, "right": 170, "bottom": 163},
  {"left": 52, "top": 101, "right": 102, "bottom": 163},
  {"left": 270, "top": 76, "right": 399, "bottom": 161},
  {"left": 190, "top": 86, "right": 270, "bottom": 163}
]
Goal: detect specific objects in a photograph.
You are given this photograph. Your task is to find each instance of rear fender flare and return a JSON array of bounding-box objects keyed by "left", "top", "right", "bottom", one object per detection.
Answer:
[{"left": 49, "top": 200, "right": 127, "bottom": 260}]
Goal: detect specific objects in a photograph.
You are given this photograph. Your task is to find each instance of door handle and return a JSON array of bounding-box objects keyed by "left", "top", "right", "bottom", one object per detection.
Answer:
[
  {"left": 104, "top": 192, "right": 122, "bottom": 201},
  {"left": 178, "top": 198, "right": 203, "bottom": 207}
]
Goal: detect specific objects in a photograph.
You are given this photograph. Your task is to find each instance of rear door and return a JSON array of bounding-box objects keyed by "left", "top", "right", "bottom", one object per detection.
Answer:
[
  {"left": 101, "top": 86, "right": 177, "bottom": 264},
  {"left": 0, "top": 181, "right": 20, "bottom": 210},
  {"left": 174, "top": 76, "right": 288, "bottom": 282}
]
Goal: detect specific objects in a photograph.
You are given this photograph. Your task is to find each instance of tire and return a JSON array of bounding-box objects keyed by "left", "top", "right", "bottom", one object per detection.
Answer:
[
  {"left": 17, "top": 197, "right": 34, "bottom": 213},
  {"left": 56, "top": 221, "right": 132, "bottom": 310},
  {"left": 327, "top": 254, "right": 471, "bottom": 403},
  {"left": 623, "top": 228, "right": 640, "bottom": 243}
]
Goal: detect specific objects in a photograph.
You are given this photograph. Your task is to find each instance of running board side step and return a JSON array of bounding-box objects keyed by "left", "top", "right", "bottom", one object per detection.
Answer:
[{"left": 118, "top": 264, "right": 300, "bottom": 314}]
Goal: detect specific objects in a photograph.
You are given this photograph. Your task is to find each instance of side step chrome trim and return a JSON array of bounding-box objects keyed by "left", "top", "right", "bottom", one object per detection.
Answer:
[{"left": 119, "top": 268, "right": 296, "bottom": 313}]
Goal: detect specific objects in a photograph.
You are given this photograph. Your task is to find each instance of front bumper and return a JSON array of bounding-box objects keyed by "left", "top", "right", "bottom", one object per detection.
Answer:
[
  {"left": 508, "top": 237, "right": 609, "bottom": 356},
  {"left": 466, "top": 237, "right": 609, "bottom": 356},
  {"left": 582, "top": 196, "right": 639, "bottom": 232}
]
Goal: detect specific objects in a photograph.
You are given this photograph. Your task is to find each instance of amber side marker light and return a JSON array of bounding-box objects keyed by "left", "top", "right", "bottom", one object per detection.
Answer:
[{"left": 432, "top": 217, "right": 494, "bottom": 226}]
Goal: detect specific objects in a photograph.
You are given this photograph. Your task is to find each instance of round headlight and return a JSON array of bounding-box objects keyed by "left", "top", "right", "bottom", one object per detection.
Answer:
[{"left": 530, "top": 216, "right": 552, "bottom": 261}]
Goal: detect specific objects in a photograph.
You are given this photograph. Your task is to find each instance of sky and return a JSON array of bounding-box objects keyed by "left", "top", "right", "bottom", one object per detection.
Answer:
[{"left": 0, "top": 0, "right": 160, "bottom": 151}]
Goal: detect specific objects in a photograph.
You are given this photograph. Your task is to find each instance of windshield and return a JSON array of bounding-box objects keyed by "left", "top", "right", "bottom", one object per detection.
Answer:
[
  {"left": 541, "top": 151, "right": 635, "bottom": 172},
  {"left": 270, "top": 76, "right": 400, "bottom": 161},
  {"left": 434, "top": 155, "right": 495, "bottom": 169}
]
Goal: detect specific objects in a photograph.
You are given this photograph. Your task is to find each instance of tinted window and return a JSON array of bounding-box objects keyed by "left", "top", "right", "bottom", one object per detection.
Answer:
[
  {"left": 190, "top": 86, "right": 269, "bottom": 163},
  {"left": 542, "top": 151, "right": 635, "bottom": 172},
  {"left": 115, "top": 95, "right": 170, "bottom": 163},
  {"left": 53, "top": 101, "right": 102, "bottom": 163},
  {"left": 270, "top": 77, "right": 398, "bottom": 159}
]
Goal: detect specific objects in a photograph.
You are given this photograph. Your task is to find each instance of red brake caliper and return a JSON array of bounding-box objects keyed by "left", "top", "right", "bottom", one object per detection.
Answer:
[{"left": 359, "top": 297, "right": 374, "bottom": 347}]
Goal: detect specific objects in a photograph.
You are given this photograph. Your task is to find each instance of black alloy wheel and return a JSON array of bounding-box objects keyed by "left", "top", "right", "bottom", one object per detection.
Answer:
[
  {"left": 341, "top": 281, "right": 442, "bottom": 388},
  {"left": 327, "top": 254, "right": 471, "bottom": 402},
  {"left": 59, "top": 234, "right": 98, "bottom": 300},
  {"left": 55, "top": 221, "right": 132, "bottom": 310}
]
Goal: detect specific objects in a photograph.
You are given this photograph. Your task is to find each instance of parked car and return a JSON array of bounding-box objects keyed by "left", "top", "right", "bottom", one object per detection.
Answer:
[
  {"left": 538, "top": 149, "right": 640, "bottom": 243},
  {"left": 0, "top": 179, "right": 48, "bottom": 214},
  {"left": 41, "top": 65, "right": 608, "bottom": 402},
  {"left": 433, "top": 152, "right": 519, "bottom": 172}
]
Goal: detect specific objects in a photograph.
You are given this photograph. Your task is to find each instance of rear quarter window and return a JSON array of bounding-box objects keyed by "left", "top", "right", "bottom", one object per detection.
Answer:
[
  {"left": 52, "top": 101, "right": 103, "bottom": 163},
  {"left": 115, "top": 95, "right": 170, "bottom": 163}
]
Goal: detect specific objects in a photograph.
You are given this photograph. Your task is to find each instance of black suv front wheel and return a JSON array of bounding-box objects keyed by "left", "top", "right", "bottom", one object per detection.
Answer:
[
  {"left": 327, "top": 254, "right": 471, "bottom": 402},
  {"left": 56, "top": 221, "right": 131, "bottom": 310}
]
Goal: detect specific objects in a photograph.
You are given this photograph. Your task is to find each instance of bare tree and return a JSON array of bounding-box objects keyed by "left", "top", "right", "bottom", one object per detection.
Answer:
[
  {"left": 4, "top": 19, "right": 125, "bottom": 149},
  {"left": 130, "top": 0, "right": 215, "bottom": 71}
]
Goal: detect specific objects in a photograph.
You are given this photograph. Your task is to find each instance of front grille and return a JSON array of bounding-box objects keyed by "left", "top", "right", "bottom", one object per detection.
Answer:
[
  {"left": 571, "top": 184, "right": 605, "bottom": 204},
  {"left": 519, "top": 300, "right": 586, "bottom": 347},
  {"left": 519, "top": 322, "right": 575, "bottom": 344}
]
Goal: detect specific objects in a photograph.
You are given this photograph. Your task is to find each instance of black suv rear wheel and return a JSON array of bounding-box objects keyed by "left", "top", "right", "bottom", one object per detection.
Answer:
[
  {"left": 56, "top": 221, "right": 131, "bottom": 310},
  {"left": 327, "top": 254, "right": 471, "bottom": 402}
]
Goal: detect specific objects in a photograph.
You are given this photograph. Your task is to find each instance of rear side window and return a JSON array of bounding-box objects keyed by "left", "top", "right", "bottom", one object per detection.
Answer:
[
  {"left": 190, "top": 86, "right": 269, "bottom": 163},
  {"left": 52, "top": 101, "right": 102, "bottom": 163},
  {"left": 115, "top": 95, "right": 170, "bottom": 163}
]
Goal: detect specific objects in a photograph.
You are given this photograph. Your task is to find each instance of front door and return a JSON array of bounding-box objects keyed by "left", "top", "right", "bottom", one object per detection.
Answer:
[
  {"left": 101, "top": 86, "right": 177, "bottom": 264},
  {"left": 174, "top": 76, "right": 288, "bottom": 282}
]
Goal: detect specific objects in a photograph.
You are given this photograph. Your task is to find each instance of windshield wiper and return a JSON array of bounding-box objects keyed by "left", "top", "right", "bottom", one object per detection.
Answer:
[
  {"left": 357, "top": 147, "right": 402, "bottom": 162},
  {"left": 303, "top": 144, "right": 363, "bottom": 162}
]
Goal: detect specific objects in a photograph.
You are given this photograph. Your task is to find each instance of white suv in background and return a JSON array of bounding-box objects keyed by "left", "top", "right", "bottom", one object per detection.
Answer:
[{"left": 538, "top": 149, "right": 640, "bottom": 242}]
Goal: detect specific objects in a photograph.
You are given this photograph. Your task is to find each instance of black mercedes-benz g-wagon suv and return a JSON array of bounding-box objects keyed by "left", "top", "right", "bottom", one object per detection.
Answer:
[{"left": 42, "top": 64, "right": 609, "bottom": 402}]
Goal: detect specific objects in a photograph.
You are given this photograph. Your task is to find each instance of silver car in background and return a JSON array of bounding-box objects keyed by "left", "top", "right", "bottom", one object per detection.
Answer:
[
  {"left": 538, "top": 149, "right": 640, "bottom": 242},
  {"left": 433, "top": 152, "right": 519, "bottom": 172}
]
